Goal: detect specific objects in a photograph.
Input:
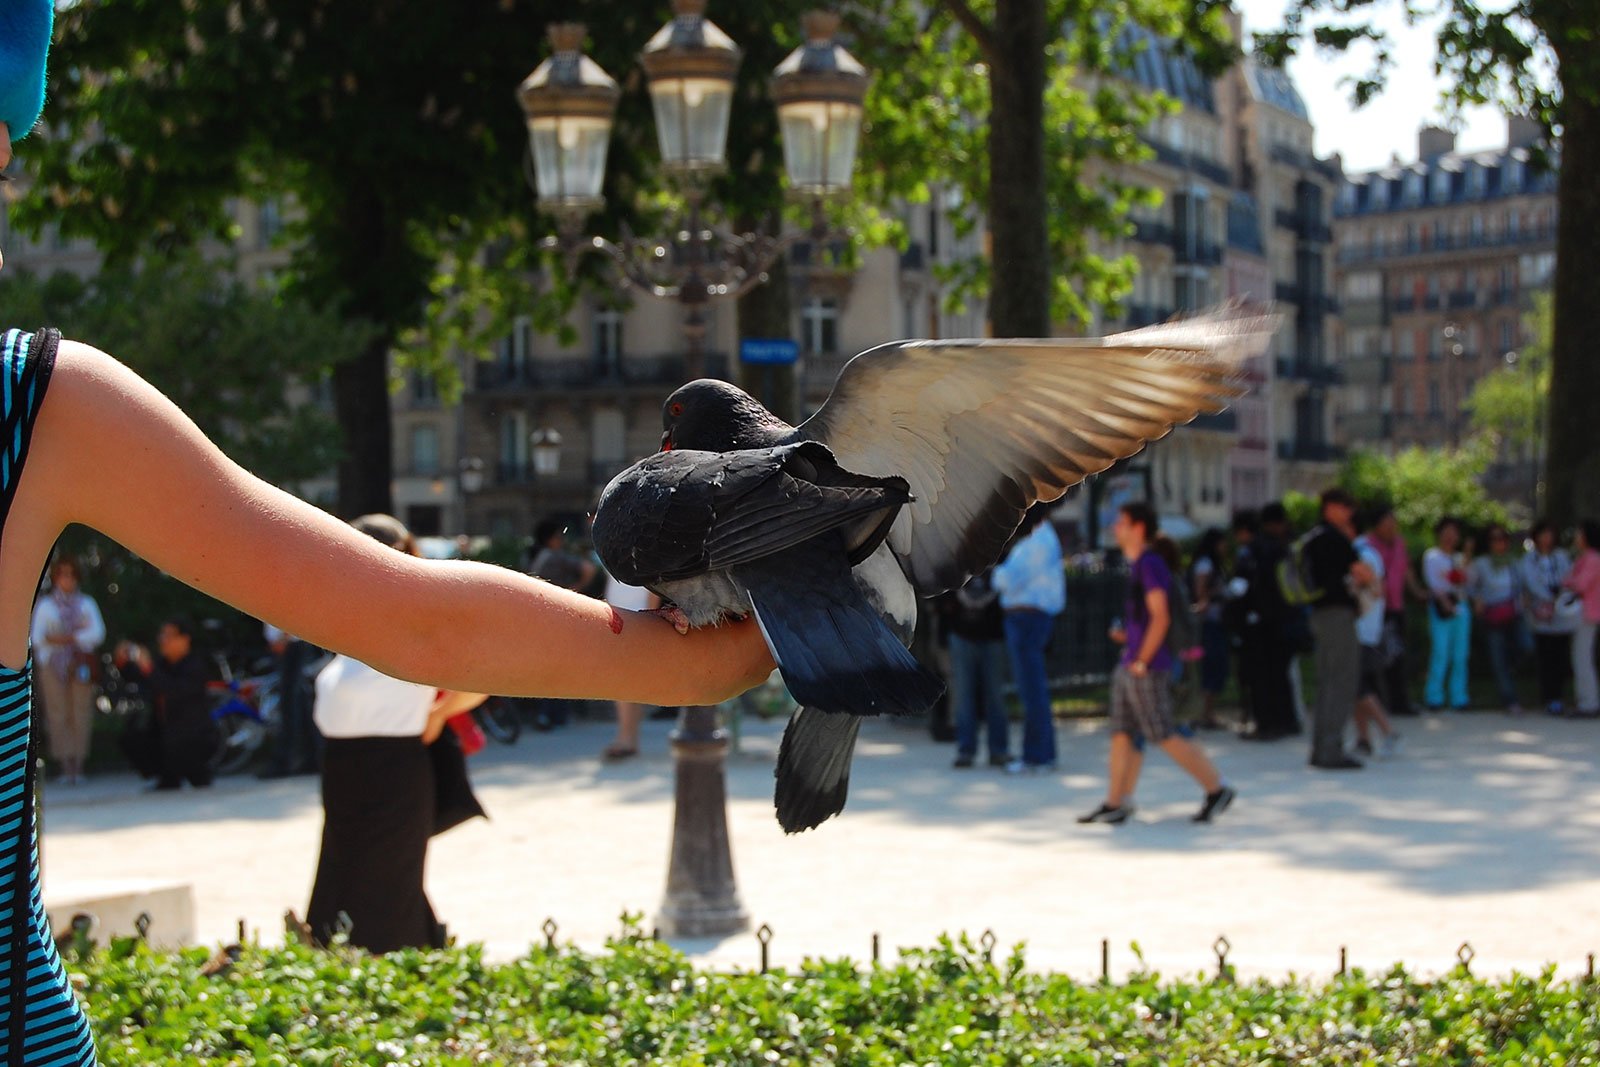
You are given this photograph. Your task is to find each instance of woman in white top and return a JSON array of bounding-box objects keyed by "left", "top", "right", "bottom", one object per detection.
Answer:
[
  {"left": 29, "top": 557, "right": 105, "bottom": 784},
  {"left": 305, "top": 515, "right": 487, "bottom": 955},
  {"left": 1520, "top": 519, "right": 1574, "bottom": 714},
  {"left": 1421, "top": 517, "right": 1472, "bottom": 710},
  {"left": 1469, "top": 524, "right": 1525, "bottom": 715},
  {"left": 1352, "top": 530, "right": 1401, "bottom": 757}
]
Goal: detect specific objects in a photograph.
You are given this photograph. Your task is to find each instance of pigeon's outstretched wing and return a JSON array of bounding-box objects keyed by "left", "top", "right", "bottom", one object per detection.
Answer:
[
  {"left": 592, "top": 441, "right": 910, "bottom": 587},
  {"left": 795, "top": 306, "right": 1279, "bottom": 593}
]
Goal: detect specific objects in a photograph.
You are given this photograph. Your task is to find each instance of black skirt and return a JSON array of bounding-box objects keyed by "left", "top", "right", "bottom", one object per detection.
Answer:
[{"left": 306, "top": 736, "right": 444, "bottom": 954}]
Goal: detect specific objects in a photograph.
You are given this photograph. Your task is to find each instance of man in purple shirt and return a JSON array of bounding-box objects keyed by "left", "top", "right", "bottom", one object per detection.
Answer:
[{"left": 1079, "top": 502, "right": 1236, "bottom": 825}]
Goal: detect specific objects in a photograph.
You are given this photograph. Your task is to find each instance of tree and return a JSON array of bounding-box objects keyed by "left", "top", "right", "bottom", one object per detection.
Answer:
[
  {"left": 1338, "top": 442, "right": 1509, "bottom": 548},
  {"left": 1256, "top": 0, "right": 1600, "bottom": 528},
  {"left": 852, "top": 0, "right": 1235, "bottom": 335},
  {"left": 1468, "top": 292, "right": 1549, "bottom": 449}
]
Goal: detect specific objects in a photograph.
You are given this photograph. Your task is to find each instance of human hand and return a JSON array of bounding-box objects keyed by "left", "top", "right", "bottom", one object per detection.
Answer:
[
  {"left": 421, "top": 716, "right": 446, "bottom": 745},
  {"left": 1128, "top": 659, "right": 1148, "bottom": 678},
  {"left": 1109, "top": 624, "right": 1126, "bottom": 645}
]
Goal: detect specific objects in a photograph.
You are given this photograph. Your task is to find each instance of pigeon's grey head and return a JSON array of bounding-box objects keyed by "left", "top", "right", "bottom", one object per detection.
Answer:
[{"left": 661, "top": 378, "right": 790, "bottom": 452}]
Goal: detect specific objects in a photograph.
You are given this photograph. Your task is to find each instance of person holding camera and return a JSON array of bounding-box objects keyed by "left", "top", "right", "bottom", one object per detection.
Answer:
[{"left": 29, "top": 557, "right": 104, "bottom": 785}]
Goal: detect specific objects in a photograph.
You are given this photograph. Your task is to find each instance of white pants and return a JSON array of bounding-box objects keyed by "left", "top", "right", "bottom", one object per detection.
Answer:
[{"left": 1574, "top": 622, "right": 1599, "bottom": 713}]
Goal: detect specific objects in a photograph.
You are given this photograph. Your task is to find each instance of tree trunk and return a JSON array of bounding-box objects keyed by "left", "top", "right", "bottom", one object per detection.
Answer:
[
  {"left": 332, "top": 332, "right": 394, "bottom": 518},
  {"left": 986, "top": 0, "right": 1051, "bottom": 337},
  {"left": 736, "top": 253, "right": 798, "bottom": 425},
  {"left": 1544, "top": 90, "right": 1600, "bottom": 527}
]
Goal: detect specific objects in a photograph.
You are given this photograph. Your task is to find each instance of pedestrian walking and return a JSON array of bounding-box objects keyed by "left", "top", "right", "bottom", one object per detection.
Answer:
[
  {"left": 258, "top": 623, "right": 319, "bottom": 778},
  {"left": 1078, "top": 502, "right": 1234, "bottom": 824},
  {"left": 121, "top": 618, "right": 221, "bottom": 790},
  {"left": 1240, "top": 503, "right": 1300, "bottom": 740},
  {"left": 306, "top": 514, "right": 489, "bottom": 954},
  {"left": 1352, "top": 521, "right": 1402, "bottom": 758},
  {"left": 1470, "top": 523, "right": 1525, "bottom": 715},
  {"left": 1187, "top": 528, "right": 1230, "bottom": 730},
  {"left": 993, "top": 505, "right": 1066, "bottom": 774},
  {"left": 29, "top": 557, "right": 104, "bottom": 785},
  {"left": 1520, "top": 519, "right": 1574, "bottom": 715},
  {"left": 1422, "top": 518, "right": 1473, "bottom": 711}
]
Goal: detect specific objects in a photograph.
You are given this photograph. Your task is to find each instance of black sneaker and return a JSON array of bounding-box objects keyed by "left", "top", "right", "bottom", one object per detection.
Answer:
[
  {"left": 1310, "top": 756, "right": 1364, "bottom": 770},
  {"left": 1193, "top": 785, "right": 1236, "bottom": 822},
  {"left": 1353, "top": 739, "right": 1373, "bottom": 757},
  {"left": 987, "top": 753, "right": 1010, "bottom": 767},
  {"left": 952, "top": 754, "right": 975, "bottom": 769},
  {"left": 1077, "top": 802, "right": 1134, "bottom": 825}
]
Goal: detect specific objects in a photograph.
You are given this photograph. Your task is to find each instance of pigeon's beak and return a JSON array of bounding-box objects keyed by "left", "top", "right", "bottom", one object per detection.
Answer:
[{"left": 660, "top": 430, "right": 673, "bottom": 452}]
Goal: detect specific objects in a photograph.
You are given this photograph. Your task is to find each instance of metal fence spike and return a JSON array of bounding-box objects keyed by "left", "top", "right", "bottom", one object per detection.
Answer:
[
  {"left": 1214, "top": 935, "right": 1232, "bottom": 982},
  {"left": 1456, "top": 941, "right": 1475, "bottom": 974},
  {"left": 755, "top": 923, "right": 773, "bottom": 974},
  {"left": 134, "top": 912, "right": 152, "bottom": 942},
  {"left": 542, "top": 918, "right": 558, "bottom": 950},
  {"left": 979, "top": 929, "right": 996, "bottom": 962},
  {"left": 1101, "top": 938, "right": 1110, "bottom": 983},
  {"left": 1339, "top": 945, "right": 1347, "bottom": 977},
  {"left": 871, "top": 933, "right": 880, "bottom": 964}
]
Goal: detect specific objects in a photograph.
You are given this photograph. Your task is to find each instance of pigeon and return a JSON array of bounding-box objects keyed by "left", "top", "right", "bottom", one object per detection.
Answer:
[{"left": 592, "top": 305, "right": 1278, "bottom": 832}]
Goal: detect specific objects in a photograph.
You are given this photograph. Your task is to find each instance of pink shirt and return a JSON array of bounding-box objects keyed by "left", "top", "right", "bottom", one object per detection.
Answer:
[
  {"left": 1369, "top": 532, "right": 1410, "bottom": 612},
  {"left": 1566, "top": 549, "right": 1600, "bottom": 624}
]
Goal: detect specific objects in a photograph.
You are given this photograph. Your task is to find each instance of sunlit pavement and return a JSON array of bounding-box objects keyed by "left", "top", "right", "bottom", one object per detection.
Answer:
[{"left": 39, "top": 708, "right": 1600, "bottom": 981}]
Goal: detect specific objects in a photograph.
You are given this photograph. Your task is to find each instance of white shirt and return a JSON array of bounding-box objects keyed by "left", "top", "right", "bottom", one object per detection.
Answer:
[
  {"left": 604, "top": 574, "right": 656, "bottom": 613},
  {"left": 1353, "top": 538, "right": 1386, "bottom": 647},
  {"left": 30, "top": 592, "right": 106, "bottom": 672},
  {"left": 313, "top": 655, "right": 436, "bottom": 739},
  {"left": 1422, "top": 546, "right": 1466, "bottom": 599}
]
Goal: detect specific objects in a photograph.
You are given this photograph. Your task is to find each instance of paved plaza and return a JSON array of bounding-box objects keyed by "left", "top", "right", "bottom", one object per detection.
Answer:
[{"left": 38, "top": 708, "right": 1600, "bottom": 982}]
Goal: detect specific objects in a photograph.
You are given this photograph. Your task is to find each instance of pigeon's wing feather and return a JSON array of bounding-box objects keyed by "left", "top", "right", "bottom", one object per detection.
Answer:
[
  {"left": 796, "top": 307, "right": 1279, "bottom": 593},
  {"left": 593, "top": 446, "right": 909, "bottom": 586}
]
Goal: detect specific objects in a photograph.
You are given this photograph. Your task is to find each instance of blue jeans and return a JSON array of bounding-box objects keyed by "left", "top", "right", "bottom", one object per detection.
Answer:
[
  {"left": 1002, "top": 609, "right": 1057, "bottom": 767},
  {"left": 949, "top": 634, "right": 1010, "bottom": 760},
  {"left": 1482, "top": 619, "right": 1521, "bottom": 706},
  {"left": 1425, "top": 604, "right": 1472, "bottom": 708}
]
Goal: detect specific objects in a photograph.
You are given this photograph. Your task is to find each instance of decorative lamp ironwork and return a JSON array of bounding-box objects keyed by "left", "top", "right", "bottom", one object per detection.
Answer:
[
  {"left": 518, "top": 24, "right": 620, "bottom": 224},
  {"left": 771, "top": 11, "right": 869, "bottom": 197},
  {"left": 457, "top": 456, "right": 486, "bottom": 495},
  {"left": 639, "top": 0, "right": 742, "bottom": 178}
]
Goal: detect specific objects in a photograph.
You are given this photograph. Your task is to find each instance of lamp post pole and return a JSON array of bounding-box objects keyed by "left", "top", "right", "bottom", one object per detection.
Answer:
[{"left": 517, "top": 3, "right": 869, "bottom": 938}]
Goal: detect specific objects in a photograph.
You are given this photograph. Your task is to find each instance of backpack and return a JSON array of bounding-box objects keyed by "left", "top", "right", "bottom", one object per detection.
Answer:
[
  {"left": 1164, "top": 571, "right": 1200, "bottom": 661},
  {"left": 1276, "top": 528, "right": 1326, "bottom": 608}
]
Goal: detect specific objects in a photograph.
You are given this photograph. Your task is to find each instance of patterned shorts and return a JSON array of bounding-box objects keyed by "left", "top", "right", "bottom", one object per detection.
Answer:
[{"left": 1110, "top": 665, "right": 1177, "bottom": 744}]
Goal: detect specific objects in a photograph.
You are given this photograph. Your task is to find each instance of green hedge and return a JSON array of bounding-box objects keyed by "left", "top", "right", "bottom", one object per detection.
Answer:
[{"left": 72, "top": 933, "right": 1600, "bottom": 1065}]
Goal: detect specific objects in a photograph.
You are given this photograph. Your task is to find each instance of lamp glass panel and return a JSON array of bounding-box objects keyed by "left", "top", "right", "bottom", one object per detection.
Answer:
[
  {"left": 528, "top": 114, "right": 613, "bottom": 202},
  {"left": 778, "top": 100, "right": 862, "bottom": 193},
  {"left": 648, "top": 77, "right": 733, "bottom": 168}
]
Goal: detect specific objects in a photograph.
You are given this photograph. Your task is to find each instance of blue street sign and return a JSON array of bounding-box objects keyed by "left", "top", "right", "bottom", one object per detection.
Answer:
[{"left": 739, "top": 338, "right": 799, "bottom": 365}]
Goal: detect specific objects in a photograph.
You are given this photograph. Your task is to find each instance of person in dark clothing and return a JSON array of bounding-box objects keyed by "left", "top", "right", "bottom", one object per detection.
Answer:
[
  {"left": 1224, "top": 511, "right": 1260, "bottom": 730},
  {"left": 1302, "top": 488, "right": 1376, "bottom": 769},
  {"left": 126, "top": 617, "right": 220, "bottom": 789},
  {"left": 1240, "top": 503, "right": 1300, "bottom": 740},
  {"left": 937, "top": 569, "right": 1011, "bottom": 768},
  {"left": 258, "top": 624, "right": 320, "bottom": 778}
]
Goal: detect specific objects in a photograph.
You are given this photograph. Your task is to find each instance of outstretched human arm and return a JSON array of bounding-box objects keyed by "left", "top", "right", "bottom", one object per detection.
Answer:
[{"left": 6, "top": 340, "right": 772, "bottom": 705}]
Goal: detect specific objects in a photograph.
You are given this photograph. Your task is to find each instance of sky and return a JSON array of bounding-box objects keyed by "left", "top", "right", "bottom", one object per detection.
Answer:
[{"left": 1232, "top": 0, "right": 1510, "bottom": 172}]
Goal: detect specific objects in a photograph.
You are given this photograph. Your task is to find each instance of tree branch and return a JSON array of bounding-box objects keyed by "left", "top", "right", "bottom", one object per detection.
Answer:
[{"left": 940, "top": 0, "right": 997, "bottom": 65}]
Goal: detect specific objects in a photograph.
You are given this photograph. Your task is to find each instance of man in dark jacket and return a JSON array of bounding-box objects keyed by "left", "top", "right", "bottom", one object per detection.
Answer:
[
  {"left": 937, "top": 569, "right": 1011, "bottom": 768},
  {"left": 1239, "top": 502, "right": 1301, "bottom": 740},
  {"left": 126, "top": 617, "right": 220, "bottom": 789}
]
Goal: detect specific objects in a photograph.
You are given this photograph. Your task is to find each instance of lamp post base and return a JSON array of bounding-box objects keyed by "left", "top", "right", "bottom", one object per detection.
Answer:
[{"left": 655, "top": 705, "right": 749, "bottom": 938}]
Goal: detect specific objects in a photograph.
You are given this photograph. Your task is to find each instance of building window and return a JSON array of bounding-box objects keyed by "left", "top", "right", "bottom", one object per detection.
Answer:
[
  {"left": 409, "top": 424, "right": 440, "bottom": 477},
  {"left": 800, "top": 297, "right": 840, "bottom": 355},
  {"left": 1501, "top": 319, "right": 1516, "bottom": 352},
  {"left": 592, "top": 307, "right": 624, "bottom": 378},
  {"left": 500, "top": 316, "right": 533, "bottom": 373},
  {"left": 591, "top": 408, "right": 626, "bottom": 467},
  {"left": 1397, "top": 384, "right": 1410, "bottom": 415},
  {"left": 1428, "top": 382, "right": 1441, "bottom": 415},
  {"left": 411, "top": 371, "right": 439, "bottom": 406},
  {"left": 499, "top": 411, "right": 529, "bottom": 477},
  {"left": 259, "top": 199, "right": 283, "bottom": 247}
]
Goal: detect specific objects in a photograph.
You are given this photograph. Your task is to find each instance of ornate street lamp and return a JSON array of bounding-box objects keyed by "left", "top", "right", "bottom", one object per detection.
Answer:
[
  {"left": 518, "top": 24, "right": 621, "bottom": 230},
  {"left": 457, "top": 456, "right": 486, "bottom": 495},
  {"left": 517, "top": 5, "right": 870, "bottom": 941},
  {"left": 640, "top": 0, "right": 741, "bottom": 180}
]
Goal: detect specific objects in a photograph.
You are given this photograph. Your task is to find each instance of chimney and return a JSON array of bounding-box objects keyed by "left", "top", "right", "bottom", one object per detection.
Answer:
[
  {"left": 1507, "top": 114, "right": 1543, "bottom": 150},
  {"left": 1418, "top": 125, "right": 1456, "bottom": 162}
]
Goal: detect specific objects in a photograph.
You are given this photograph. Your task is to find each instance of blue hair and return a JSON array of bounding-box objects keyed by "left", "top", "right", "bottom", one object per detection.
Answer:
[{"left": 0, "top": 0, "right": 54, "bottom": 139}]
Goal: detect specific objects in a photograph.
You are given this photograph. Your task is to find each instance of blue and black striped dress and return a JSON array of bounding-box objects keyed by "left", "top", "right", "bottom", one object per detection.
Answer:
[{"left": 0, "top": 328, "right": 98, "bottom": 1066}]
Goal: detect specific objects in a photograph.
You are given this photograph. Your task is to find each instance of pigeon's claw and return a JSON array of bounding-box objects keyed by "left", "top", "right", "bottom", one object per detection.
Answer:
[{"left": 648, "top": 604, "right": 693, "bottom": 635}]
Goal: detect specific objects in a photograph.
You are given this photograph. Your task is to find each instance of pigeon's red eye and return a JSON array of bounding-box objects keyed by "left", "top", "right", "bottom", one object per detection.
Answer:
[{"left": 669, "top": 402, "right": 684, "bottom": 417}]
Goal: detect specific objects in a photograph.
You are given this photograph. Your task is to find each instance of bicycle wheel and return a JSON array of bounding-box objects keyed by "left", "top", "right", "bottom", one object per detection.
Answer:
[
  {"left": 476, "top": 698, "right": 522, "bottom": 745},
  {"left": 212, "top": 710, "right": 266, "bottom": 776}
]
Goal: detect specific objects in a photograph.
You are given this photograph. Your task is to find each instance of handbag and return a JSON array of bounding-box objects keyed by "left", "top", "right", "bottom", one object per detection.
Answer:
[
  {"left": 71, "top": 649, "right": 102, "bottom": 685},
  {"left": 428, "top": 729, "right": 487, "bottom": 837},
  {"left": 1554, "top": 592, "right": 1586, "bottom": 629},
  {"left": 1483, "top": 600, "right": 1518, "bottom": 627}
]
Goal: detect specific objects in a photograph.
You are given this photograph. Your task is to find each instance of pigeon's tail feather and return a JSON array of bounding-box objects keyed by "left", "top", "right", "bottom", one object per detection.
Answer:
[
  {"left": 744, "top": 554, "right": 944, "bottom": 718},
  {"left": 774, "top": 707, "right": 860, "bottom": 833}
]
